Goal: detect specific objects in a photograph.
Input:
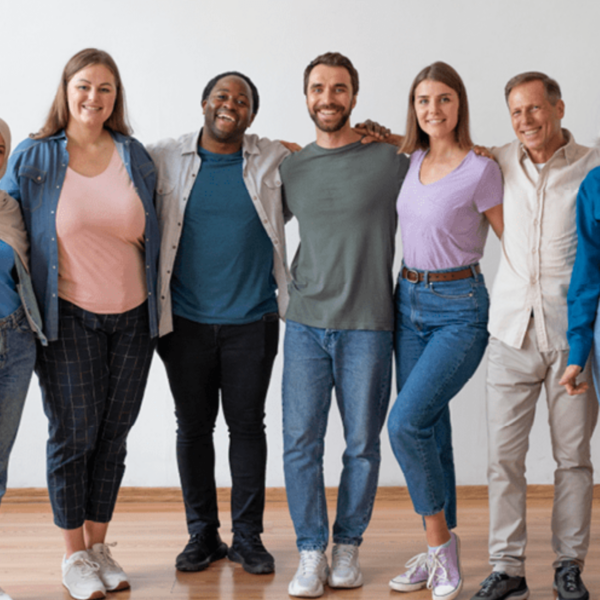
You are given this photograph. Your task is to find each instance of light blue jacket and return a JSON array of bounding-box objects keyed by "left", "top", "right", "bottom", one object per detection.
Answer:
[{"left": 0, "top": 130, "right": 160, "bottom": 341}]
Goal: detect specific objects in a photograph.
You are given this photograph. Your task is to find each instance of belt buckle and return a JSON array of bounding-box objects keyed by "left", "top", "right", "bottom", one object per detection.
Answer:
[{"left": 406, "top": 269, "right": 420, "bottom": 283}]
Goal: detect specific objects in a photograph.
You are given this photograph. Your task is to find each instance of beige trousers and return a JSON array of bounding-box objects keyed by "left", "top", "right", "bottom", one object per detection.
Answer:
[{"left": 486, "top": 318, "right": 598, "bottom": 576}]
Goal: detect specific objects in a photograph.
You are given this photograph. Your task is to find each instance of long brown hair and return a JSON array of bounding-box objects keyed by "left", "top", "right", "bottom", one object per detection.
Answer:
[
  {"left": 33, "top": 48, "right": 131, "bottom": 139},
  {"left": 400, "top": 61, "right": 472, "bottom": 154}
]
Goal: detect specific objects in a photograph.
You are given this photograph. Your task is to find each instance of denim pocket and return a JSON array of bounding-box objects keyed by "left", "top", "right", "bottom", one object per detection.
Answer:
[
  {"left": 428, "top": 279, "right": 476, "bottom": 299},
  {"left": 18, "top": 165, "right": 47, "bottom": 212}
]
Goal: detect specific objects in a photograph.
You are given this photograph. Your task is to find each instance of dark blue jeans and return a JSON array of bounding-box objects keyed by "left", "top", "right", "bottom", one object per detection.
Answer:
[
  {"left": 388, "top": 268, "right": 489, "bottom": 529},
  {"left": 0, "top": 306, "right": 36, "bottom": 502},
  {"left": 36, "top": 299, "right": 155, "bottom": 529},
  {"left": 157, "top": 313, "right": 279, "bottom": 537}
]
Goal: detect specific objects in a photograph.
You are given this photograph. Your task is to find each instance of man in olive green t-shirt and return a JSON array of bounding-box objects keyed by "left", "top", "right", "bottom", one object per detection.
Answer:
[{"left": 280, "top": 52, "right": 408, "bottom": 598}]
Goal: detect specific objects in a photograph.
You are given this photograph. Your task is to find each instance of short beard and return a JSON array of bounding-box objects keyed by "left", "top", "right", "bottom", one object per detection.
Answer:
[{"left": 309, "top": 105, "right": 351, "bottom": 133}]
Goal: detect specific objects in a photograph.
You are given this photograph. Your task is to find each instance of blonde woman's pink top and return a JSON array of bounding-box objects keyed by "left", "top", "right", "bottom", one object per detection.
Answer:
[{"left": 56, "top": 149, "right": 147, "bottom": 314}]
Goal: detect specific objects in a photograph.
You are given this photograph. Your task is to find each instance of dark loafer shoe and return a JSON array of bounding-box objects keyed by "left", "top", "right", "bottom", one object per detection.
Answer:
[
  {"left": 227, "top": 533, "right": 275, "bottom": 574},
  {"left": 554, "top": 561, "right": 589, "bottom": 600},
  {"left": 175, "top": 530, "right": 228, "bottom": 572}
]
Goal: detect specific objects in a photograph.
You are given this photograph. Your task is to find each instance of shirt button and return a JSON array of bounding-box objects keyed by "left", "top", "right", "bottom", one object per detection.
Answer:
[
  {"left": 178, "top": 222, "right": 182, "bottom": 226},
  {"left": 172, "top": 246, "right": 176, "bottom": 250},
  {"left": 52, "top": 265, "right": 56, "bottom": 269},
  {"left": 263, "top": 219, "right": 268, "bottom": 224},
  {"left": 167, "top": 270, "right": 171, "bottom": 274},
  {"left": 532, "top": 249, "right": 537, "bottom": 254},
  {"left": 51, "top": 238, "right": 55, "bottom": 241},
  {"left": 148, "top": 292, "right": 152, "bottom": 296},
  {"left": 161, "top": 295, "right": 165, "bottom": 299}
]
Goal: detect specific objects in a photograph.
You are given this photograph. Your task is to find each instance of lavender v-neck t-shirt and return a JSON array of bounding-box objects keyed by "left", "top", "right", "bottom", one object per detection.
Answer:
[{"left": 397, "top": 149, "right": 503, "bottom": 271}]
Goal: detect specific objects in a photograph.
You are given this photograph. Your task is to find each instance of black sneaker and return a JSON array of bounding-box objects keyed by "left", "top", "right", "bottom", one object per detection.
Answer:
[
  {"left": 471, "top": 571, "right": 529, "bottom": 600},
  {"left": 227, "top": 533, "right": 275, "bottom": 574},
  {"left": 175, "top": 530, "right": 228, "bottom": 572},
  {"left": 554, "top": 561, "right": 589, "bottom": 600}
]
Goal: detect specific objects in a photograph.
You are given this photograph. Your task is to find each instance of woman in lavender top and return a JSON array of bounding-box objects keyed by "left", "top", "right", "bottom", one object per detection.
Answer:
[{"left": 387, "top": 62, "right": 503, "bottom": 599}]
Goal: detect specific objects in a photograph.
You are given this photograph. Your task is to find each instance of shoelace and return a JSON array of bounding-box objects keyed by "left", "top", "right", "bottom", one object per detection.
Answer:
[
  {"left": 93, "top": 542, "right": 119, "bottom": 569},
  {"left": 332, "top": 545, "right": 356, "bottom": 569},
  {"left": 479, "top": 572, "right": 507, "bottom": 595},
  {"left": 560, "top": 565, "right": 582, "bottom": 592},
  {"left": 427, "top": 549, "right": 450, "bottom": 588},
  {"left": 300, "top": 551, "right": 324, "bottom": 576},
  {"left": 238, "top": 534, "right": 266, "bottom": 552},
  {"left": 403, "top": 552, "right": 428, "bottom": 576},
  {"left": 70, "top": 555, "right": 101, "bottom": 579}
]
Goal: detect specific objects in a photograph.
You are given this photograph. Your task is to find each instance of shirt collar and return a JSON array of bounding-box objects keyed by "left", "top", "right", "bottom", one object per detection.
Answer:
[
  {"left": 183, "top": 128, "right": 255, "bottom": 157},
  {"left": 518, "top": 128, "right": 577, "bottom": 166}
]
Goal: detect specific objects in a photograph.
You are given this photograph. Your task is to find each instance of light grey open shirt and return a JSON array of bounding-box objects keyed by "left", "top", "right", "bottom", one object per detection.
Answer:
[{"left": 147, "top": 131, "right": 291, "bottom": 336}]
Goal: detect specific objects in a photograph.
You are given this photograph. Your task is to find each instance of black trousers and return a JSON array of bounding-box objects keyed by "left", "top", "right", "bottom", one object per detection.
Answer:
[{"left": 157, "top": 313, "right": 279, "bottom": 536}]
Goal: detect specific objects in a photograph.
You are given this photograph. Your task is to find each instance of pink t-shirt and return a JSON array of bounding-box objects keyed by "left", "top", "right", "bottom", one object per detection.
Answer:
[
  {"left": 57, "top": 148, "right": 147, "bottom": 314},
  {"left": 397, "top": 149, "right": 503, "bottom": 271}
]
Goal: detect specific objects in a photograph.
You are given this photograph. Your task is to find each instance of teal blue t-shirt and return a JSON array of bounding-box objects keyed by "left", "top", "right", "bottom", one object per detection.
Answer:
[{"left": 171, "top": 147, "right": 277, "bottom": 324}]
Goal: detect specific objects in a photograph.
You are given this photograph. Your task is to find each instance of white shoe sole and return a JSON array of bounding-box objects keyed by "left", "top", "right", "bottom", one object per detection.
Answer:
[
  {"left": 62, "top": 583, "right": 106, "bottom": 600},
  {"left": 389, "top": 578, "right": 428, "bottom": 592},
  {"left": 328, "top": 571, "right": 364, "bottom": 588}
]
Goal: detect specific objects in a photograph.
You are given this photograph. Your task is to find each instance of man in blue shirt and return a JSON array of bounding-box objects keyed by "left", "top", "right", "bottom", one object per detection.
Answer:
[{"left": 148, "top": 72, "right": 291, "bottom": 576}]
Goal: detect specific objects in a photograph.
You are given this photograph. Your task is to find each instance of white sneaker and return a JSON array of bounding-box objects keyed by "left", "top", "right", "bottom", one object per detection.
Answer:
[
  {"left": 390, "top": 552, "right": 429, "bottom": 592},
  {"left": 88, "top": 542, "right": 130, "bottom": 592},
  {"left": 288, "top": 550, "right": 329, "bottom": 598},
  {"left": 62, "top": 550, "right": 106, "bottom": 600},
  {"left": 0, "top": 586, "right": 14, "bottom": 600},
  {"left": 328, "top": 544, "right": 363, "bottom": 588}
]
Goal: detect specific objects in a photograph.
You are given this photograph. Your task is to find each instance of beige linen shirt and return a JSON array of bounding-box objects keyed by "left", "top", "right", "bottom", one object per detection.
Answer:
[
  {"left": 147, "top": 131, "right": 291, "bottom": 336},
  {"left": 489, "top": 130, "right": 600, "bottom": 352}
]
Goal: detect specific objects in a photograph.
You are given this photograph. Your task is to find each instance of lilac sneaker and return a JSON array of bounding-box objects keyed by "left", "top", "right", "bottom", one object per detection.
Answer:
[
  {"left": 389, "top": 552, "right": 429, "bottom": 592},
  {"left": 427, "top": 532, "right": 463, "bottom": 600}
]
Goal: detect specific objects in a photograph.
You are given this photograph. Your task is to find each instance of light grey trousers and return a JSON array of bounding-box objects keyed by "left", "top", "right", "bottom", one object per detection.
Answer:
[{"left": 486, "top": 319, "right": 598, "bottom": 576}]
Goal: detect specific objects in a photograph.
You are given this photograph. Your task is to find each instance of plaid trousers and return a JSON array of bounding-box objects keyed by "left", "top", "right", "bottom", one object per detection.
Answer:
[{"left": 36, "top": 299, "right": 155, "bottom": 529}]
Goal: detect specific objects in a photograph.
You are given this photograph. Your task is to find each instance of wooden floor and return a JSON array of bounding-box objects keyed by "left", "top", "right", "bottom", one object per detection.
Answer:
[{"left": 1, "top": 492, "right": 598, "bottom": 599}]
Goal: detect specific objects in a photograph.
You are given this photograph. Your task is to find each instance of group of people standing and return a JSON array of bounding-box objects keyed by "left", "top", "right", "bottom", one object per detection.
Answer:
[{"left": 0, "top": 47, "right": 598, "bottom": 600}]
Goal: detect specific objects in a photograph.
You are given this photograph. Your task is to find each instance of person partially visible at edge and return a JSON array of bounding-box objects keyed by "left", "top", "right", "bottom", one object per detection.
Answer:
[
  {"left": 279, "top": 52, "right": 409, "bottom": 598},
  {"left": 147, "top": 72, "right": 292, "bottom": 577},
  {"left": 470, "top": 72, "right": 600, "bottom": 600},
  {"left": 0, "top": 118, "right": 47, "bottom": 600},
  {"left": 386, "top": 62, "right": 503, "bottom": 600},
  {"left": 0, "top": 48, "right": 160, "bottom": 600},
  {"left": 560, "top": 167, "right": 600, "bottom": 400}
]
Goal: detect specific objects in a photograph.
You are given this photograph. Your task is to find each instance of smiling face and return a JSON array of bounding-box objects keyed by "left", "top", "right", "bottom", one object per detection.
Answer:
[
  {"left": 306, "top": 64, "right": 356, "bottom": 133},
  {"left": 508, "top": 79, "right": 565, "bottom": 163},
  {"left": 66, "top": 63, "right": 117, "bottom": 132},
  {"left": 414, "top": 79, "right": 460, "bottom": 144},
  {"left": 202, "top": 75, "right": 255, "bottom": 150}
]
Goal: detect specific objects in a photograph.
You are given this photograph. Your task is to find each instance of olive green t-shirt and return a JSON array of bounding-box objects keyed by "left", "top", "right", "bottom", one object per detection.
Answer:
[{"left": 281, "top": 141, "right": 409, "bottom": 331}]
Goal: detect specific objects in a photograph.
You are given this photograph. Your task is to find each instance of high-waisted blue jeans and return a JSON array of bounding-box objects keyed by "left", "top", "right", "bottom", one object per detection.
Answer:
[
  {"left": 387, "top": 267, "right": 489, "bottom": 529},
  {"left": 0, "top": 305, "right": 36, "bottom": 503}
]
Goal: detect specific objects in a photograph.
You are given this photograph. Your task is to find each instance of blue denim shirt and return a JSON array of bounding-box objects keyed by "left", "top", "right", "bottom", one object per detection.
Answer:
[{"left": 0, "top": 130, "right": 160, "bottom": 341}]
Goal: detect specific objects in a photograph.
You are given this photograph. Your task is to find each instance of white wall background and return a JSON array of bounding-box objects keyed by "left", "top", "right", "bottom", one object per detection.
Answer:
[{"left": 3, "top": 0, "right": 600, "bottom": 490}]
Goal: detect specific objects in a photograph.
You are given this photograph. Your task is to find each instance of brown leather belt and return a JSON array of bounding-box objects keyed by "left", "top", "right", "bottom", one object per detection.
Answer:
[{"left": 401, "top": 265, "right": 481, "bottom": 283}]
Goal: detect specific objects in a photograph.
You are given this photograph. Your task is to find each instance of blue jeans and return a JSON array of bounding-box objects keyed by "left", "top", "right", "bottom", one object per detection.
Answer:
[
  {"left": 282, "top": 319, "right": 393, "bottom": 551},
  {"left": 0, "top": 306, "right": 36, "bottom": 503},
  {"left": 387, "top": 267, "right": 489, "bottom": 529}
]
